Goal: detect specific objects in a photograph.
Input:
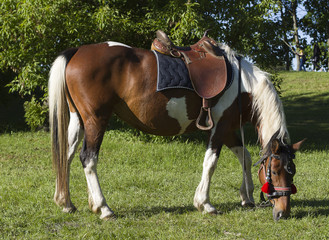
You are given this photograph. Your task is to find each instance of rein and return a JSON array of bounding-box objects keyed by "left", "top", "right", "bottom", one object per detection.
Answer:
[{"left": 237, "top": 56, "right": 251, "bottom": 202}]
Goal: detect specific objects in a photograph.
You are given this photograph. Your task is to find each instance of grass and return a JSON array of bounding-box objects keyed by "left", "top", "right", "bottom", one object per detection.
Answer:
[
  {"left": 279, "top": 71, "right": 329, "bottom": 150},
  {"left": 0, "top": 71, "right": 329, "bottom": 239}
]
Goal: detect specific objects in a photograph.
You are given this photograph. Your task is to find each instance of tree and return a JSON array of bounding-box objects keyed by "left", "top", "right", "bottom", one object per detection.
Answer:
[
  {"left": 0, "top": 0, "right": 310, "bottom": 130},
  {"left": 195, "top": 0, "right": 301, "bottom": 70},
  {"left": 301, "top": 0, "right": 329, "bottom": 69},
  {"left": 0, "top": 0, "right": 207, "bottom": 129}
]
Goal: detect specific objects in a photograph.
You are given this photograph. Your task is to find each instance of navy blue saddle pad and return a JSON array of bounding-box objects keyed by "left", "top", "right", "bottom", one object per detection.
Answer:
[{"left": 153, "top": 50, "right": 194, "bottom": 92}]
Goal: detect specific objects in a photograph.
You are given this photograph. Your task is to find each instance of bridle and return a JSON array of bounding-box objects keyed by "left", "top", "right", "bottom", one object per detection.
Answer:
[{"left": 255, "top": 146, "right": 297, "bottom": 202}]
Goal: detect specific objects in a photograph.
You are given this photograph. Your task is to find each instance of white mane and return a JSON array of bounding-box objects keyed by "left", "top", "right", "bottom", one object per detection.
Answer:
[{"left": 219, "top": 43, "right": 290, "bottom": 148}]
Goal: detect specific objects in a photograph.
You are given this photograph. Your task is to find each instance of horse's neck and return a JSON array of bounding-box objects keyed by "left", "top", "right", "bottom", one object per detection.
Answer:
[{"left": 244, "top": 65, "right": 289, "bottom": 148}]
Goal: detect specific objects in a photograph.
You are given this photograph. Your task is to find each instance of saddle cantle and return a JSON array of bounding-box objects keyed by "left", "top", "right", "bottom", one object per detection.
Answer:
[{"left": 152, "top": 30, "right": 229, "bottom": 130}]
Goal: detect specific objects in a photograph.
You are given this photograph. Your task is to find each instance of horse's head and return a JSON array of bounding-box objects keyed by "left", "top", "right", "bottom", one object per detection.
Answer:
[{"left": 256, "top": 138, "right": 305, "bottom": 221}]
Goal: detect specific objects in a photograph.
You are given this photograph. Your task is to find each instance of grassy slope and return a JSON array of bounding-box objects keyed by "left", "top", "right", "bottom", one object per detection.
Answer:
[
  {"left": 0, "top": 72, "right": 328, "bottom": 239},
  {"left": 279, "top": 72, "right": 329, "bottom": 150}
]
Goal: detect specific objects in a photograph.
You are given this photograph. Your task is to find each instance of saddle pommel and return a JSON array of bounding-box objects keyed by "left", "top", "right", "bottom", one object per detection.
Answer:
[
  {"left": 156, "top": 30, "right": 173, "bottom": 48},
  {"left": 152, "top": 30, "right": 191, "bottom": 56}
]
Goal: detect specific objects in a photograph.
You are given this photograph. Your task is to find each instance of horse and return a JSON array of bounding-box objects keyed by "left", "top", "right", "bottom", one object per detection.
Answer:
[{"left": 48, "top": 35, "right": 303, "bottom": 221}]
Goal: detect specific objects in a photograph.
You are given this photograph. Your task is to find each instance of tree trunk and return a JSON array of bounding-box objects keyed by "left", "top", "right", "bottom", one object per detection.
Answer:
[
  {"left": 280, "top": 2, "right": 291, "bottom": 71},
  {"left": 327, "top": 24, "right": 329, "bottom": 70},
  {"left": 284, "top": 36, "right": 291, "bottom": 70},
  {"left": 327, "top": 38, "right": 329, "bottom": 70},
  {"left": 292, "top": 0, "right": 300, "bottom": 71}
]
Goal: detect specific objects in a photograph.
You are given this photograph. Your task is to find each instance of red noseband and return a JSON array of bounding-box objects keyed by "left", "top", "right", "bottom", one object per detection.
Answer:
[{"left": 261, "top": 182, "right": 297, "bottom": 195}]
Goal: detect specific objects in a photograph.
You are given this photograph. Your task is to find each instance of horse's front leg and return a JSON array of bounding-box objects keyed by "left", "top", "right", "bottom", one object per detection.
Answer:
[
  {"left": 228, "top": 135, "right": 255, "bottom": 207},
  {"left": 194, "top": 147, "right": 221, "bottom": 214},
  {"left": 80, "top": 122, "right": 115, "bottom": 220}
]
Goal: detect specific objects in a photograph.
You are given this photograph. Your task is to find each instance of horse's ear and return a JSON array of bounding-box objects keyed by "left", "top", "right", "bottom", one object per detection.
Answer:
[
  {"left": 271, "top": 139, "right": 280, "bottom": 154},
  {"left": 292, "top": 138, "right": 306, "bottom": 152}
]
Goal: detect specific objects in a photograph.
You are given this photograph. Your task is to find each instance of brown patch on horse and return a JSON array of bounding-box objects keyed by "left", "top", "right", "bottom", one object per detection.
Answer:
[{"left": 210, "top": 92, "right": 253, "bottom": 149}]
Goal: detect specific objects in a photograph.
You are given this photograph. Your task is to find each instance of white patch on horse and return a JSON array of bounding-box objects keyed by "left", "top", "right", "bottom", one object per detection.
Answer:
[
  {"left": 84, "top": 154, "right": 114, "bottom": 219},
  {"left": 106, "top": 41, "right": 131, "bottom": 48},
  {"left": 211, "top": 62, "right": 243, "bottom": 122},
  {"left": 68, "top": 112, "right": 83, "bottom": 159},
  {"left": 166, "top": 97, "right": 192, "bottom": 135},
  {"left": 193, "top": 148, "right": 218, "bottom": 214}
]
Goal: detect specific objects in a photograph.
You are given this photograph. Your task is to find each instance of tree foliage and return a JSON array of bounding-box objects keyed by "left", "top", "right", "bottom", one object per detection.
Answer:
[
  {"left": 0, "top": 0, "right": 327, "bottom": 129},
  {"left": 301, "top": 0, "right": 329, "bottom": 69},
  {"left": 0, "top": 0, "right": 208, "bottom": 129}
]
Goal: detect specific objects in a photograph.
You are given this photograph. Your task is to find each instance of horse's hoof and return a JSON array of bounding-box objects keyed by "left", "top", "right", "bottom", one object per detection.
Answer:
[
  {"left": 242, "top": 199, "right": 255, "bottom": 208},
  {"left": 62, "top": 205, "right": 77, "bottom": 213},
  {"left": 201, "top": 203, "right": 218, "bottom": 215},
  {"left": 207, "top": 210, "right": 220, "bottom": 216},
  {"left": 99, "top": 206, "right": 116, "bottom": 220},
  {"left": 63, "top": 204, "right": 77, "bottom": 213},
  {"left": 100, "top": 213, "right": 116, "bottom": 220},
  {"left": 242, "top": 202, "right": 255, "bottom": 208}
]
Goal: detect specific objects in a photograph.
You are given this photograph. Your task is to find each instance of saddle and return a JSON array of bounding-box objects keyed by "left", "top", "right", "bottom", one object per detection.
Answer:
[{"left": 151, "top": 30, "right": 228, "bottom": 130}]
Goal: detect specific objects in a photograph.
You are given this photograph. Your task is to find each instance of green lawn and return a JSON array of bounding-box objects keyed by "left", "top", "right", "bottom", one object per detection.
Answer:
[
  {"left": 280, "top": 71, "right": 329, "bottom": 149},
  {"left": 0, "top": 72, "right": 328, "bottom": 239}
]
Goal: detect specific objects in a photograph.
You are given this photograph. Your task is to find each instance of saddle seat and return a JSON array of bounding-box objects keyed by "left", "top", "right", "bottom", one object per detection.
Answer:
[{"left": 151, "top": 30, "right": 228, "bottom": 130}]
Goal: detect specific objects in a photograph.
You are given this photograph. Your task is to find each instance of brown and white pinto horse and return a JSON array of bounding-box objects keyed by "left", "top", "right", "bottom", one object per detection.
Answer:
[{"left": 48, "top": 40, "right": 302, "bottom": 221}]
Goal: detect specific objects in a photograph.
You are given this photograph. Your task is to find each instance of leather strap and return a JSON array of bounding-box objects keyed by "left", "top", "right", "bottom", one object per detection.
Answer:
[{"left": 237, "top": 57, "right": 251, "bottom": 202}]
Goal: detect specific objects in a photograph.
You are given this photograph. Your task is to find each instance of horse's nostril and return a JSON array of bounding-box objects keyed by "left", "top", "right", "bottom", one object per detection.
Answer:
[
  {"left": 273, "top": 210, "right": 285, "bottom": 221},
  {"left": 278, "top": 211, "right": 283, "bottom": 219}
]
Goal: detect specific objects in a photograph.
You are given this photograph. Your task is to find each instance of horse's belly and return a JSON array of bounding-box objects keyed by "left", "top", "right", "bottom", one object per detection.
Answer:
[{"left": 114, "top": 95, "right": 198, "bottom": 136}]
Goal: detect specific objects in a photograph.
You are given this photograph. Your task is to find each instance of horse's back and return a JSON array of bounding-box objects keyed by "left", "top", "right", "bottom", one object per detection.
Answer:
[{"left": 65, "top": 42, "right": 155, "bottom": 93}]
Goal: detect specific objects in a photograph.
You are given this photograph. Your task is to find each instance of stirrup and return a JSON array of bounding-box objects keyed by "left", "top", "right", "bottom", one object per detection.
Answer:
[{"left": 196, "top": 106, "right": 213, "bottom": 130}]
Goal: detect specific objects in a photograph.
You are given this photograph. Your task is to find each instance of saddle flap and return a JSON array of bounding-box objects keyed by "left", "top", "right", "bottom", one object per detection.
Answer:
[{"left": 187, "top": 54, "right": 227, "bottom": 99}]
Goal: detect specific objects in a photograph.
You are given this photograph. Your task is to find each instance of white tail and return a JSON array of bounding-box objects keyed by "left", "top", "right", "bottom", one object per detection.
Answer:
[{"left": 48, "top": 55, "right": 70, "bottom": 202}]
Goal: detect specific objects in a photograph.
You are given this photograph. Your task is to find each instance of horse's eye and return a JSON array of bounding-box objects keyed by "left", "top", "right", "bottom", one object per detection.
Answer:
[{"left": 271, "top": 171, "right": 278, "bottom": 176}]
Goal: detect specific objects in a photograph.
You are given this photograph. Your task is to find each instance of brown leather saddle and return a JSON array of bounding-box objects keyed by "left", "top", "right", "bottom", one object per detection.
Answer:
[{"left": 151, "top": 30, "right": 229, "bottom": 130}]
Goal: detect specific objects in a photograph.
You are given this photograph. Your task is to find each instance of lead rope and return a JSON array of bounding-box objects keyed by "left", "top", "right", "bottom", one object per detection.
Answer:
[
  {"left": 255, "top": 163, "right": 272, "bottom": 208},
  {"left": 259, "top": 159, "right": 273, "bottom": 207},
  {"left": 237, "top": 57, "right": 251, "bottom": 203}
]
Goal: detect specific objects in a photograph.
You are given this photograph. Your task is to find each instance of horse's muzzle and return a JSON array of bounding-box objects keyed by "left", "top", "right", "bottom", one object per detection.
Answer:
[{"left": 273, "top": 207, "right": 290, "bottom": 221}]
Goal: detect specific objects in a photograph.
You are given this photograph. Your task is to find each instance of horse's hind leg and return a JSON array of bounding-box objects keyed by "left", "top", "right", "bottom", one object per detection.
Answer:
[
  {"left": 68, "top": 112, "right": 84, "bottom": 163},
  {"left": 54, "top": 111, "right": 84, "bottom": 212},
  {"left": 80, "top": 120, "right": 115, "bottom": 220}
]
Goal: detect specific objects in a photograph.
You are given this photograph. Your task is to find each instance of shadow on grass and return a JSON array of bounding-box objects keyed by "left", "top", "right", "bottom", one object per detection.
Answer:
[
  {"left": 119, "top": 205, "right": 196, "bottom": 217},
  {"left": 283, "top": 92, "right": 329, "bottom": 151},
  {"left": 292, "top": 199, "right": 329, "bottom": 218},
  {"left": 118, "top": 201, "right": 246, "bottom": 218},
  {"left": 119, "top": 198, "right": 329, "bottom": 219}
]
